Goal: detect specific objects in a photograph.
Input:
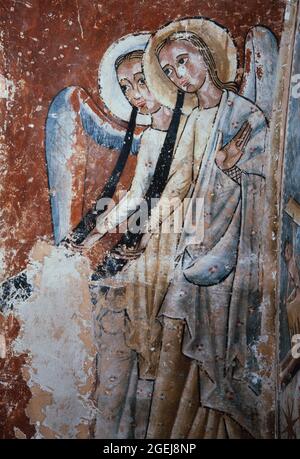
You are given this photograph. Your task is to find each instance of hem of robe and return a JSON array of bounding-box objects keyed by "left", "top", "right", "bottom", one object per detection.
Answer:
[
  {"left": 154, "top": 311, "right": 262, "bottom": 439},
  {"left": 146, "top": 316, "right": 256, "bottom": 439},
  {"left": 156, "top": 170, "right": 266, "bottom": 439}
]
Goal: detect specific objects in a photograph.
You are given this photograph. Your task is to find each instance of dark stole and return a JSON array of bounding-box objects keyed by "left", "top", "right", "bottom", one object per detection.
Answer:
[{"left": 71, "top": 90, "right": 184, "bottom": 280}]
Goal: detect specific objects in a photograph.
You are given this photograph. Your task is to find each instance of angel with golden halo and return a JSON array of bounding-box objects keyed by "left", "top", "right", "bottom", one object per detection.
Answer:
[{"left": 138, "top": 17, "right": 278, "bottom": 439}]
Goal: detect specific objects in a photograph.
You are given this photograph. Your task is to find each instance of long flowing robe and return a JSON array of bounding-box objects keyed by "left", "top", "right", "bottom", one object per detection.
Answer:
[
  {"left": 93, "top": 122, "right": 195, "bottom": 438},
  {"left": 146, "top": 90, "right": 268, "bottom": 439}
]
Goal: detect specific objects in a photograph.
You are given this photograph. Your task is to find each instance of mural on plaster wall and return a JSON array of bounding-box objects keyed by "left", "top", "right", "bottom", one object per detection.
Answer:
[
  {"left": 1, "top": 0, "right": 296, "bottom": 440},
  {"left": 45, "top": 19, "right": 279, "bottom": 440}
]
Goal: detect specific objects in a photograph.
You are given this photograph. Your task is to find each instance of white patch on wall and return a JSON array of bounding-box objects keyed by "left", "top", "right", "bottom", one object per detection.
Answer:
[
  {"left": 0, "top": 247, "right": 7, "bottom": 283},
  {"left": 13, "top": 241, "right": 97, "bottom": 438},
  {"left": 0, "top": 333, "right": 6, "bottom": 358},
  {"left": 0, "top": 74, "right": 16, "bottom": 100}
]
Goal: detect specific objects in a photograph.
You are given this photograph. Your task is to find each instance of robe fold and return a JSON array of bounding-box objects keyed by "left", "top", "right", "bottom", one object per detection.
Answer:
[
  {"left": 93, "top": 120, "right": 194, "bottom": 437},
  {"left": 148, "top": 90, "right": 268, "bottom": 439}
]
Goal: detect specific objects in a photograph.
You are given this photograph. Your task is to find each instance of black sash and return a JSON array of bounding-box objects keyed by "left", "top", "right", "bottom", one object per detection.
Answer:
[
  {"left": 93, "top": 90, "right": 184, "bottom": 280},
  {"left": 69, "top": 106, "right": 138, "bottom": 245},
  {"left": 1, "top": 108, "right": 139, "bottom": 310},
  {"left": 0, "top": 93, "right": 184, "bottom": 309}
]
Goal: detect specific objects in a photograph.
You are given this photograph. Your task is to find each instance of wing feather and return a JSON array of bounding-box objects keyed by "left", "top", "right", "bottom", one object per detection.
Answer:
[
  {"left": 45, "top": 86, "right": 141, "bottom": 244},
  {"left": 79, "top": 95, "right": 140, "bottom": 154}
]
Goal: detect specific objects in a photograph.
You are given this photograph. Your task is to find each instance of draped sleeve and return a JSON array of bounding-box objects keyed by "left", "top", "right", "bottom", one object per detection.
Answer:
[
  {"left": 96, "top": 128, "right": 164, "bottom": 234},
  {"left": 222, "top": 93, "right": 268, "bottom": 177},
  {"left": 183, "top": 94, "right": 268, "bottom": 284}
]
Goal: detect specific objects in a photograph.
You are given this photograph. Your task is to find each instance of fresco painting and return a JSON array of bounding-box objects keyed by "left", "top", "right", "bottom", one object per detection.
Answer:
[{"left": 0, "top": 0, "right": 300, "bottom": 439}]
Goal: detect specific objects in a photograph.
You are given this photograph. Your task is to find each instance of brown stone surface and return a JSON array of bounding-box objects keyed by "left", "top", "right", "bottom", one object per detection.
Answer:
[{"left": 0, "top": 313, "right": 35, "bottom": 438}]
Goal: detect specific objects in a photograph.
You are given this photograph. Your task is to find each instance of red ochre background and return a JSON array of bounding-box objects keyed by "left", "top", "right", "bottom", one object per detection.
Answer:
[{"left": 0, "top": 0, "right": 286, "bottom": 278}]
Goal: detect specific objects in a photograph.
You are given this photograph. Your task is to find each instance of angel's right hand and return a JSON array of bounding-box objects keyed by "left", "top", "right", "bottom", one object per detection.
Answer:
[
  {"left": 215, "top": 121, "right": 252, "bottom": 170},
  {"left": 65, "top": 229, "right": 105, "bottom": 252},
  {"left": 81, "top": 231, "right": 106, "bottom": 250}
]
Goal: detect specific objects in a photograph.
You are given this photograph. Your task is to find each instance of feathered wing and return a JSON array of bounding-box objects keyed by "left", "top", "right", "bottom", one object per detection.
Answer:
[
  {"left": 240, "top": 26, "right": 279, "bottom": 120},
  {"left": 45, "top": 86, "right": 141, "bottom": 244}
]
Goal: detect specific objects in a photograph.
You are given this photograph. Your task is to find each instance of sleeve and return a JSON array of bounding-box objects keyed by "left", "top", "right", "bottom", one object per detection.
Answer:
[
  {"left": 183, "top": 200, "right": 241, "bottom": 285},
  {"left": 236, "top": 106, "right": 268, "bottom": 177},
  {"left": 145, "top": 116, "right": 195, "bottom": 234},
  {"left": 96, "top": 136, "right": 152, "bottom": 235},
  {"left": 222, "top": 164, "right": 242, "bottom": 185},
  {"left": 217, "top": 103, "right": 268, "bottom": 184}
]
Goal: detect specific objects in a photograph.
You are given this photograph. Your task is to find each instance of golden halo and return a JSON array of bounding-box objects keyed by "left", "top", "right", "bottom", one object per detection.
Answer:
[{"left": 143, "top": 17, "right": 238, "bottom": 115}]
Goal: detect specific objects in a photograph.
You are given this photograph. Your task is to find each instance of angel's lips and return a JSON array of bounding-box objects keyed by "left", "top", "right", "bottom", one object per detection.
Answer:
[
  {"left": 179, "top": 78, "right": 190, "bottom": 89},
  {"left": 136, "top": 100, "right": 147, "bottom": 108}
]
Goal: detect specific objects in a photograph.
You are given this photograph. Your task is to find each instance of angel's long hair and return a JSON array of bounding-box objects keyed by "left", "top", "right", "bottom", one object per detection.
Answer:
[{"left": 156, "top": 31, "right": 238, "bottom": 93}]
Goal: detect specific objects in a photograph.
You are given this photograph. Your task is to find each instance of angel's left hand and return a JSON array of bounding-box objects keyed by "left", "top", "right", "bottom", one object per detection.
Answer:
[
  {"left": 215, "top": 121, "right": 252, "bottom": 170},
  {"left": 112, "top": 232, "right": 151, "bottom": 260},
  {"left": 65, "top": 230, "right": 104, "bottom": 253}
]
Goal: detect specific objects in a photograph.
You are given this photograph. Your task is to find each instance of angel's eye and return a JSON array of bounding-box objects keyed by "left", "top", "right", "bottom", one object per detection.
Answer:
[
  {"left": 178, "top": 57, "right": 188, "bottom": 65},
  {"left": 120, "top": 85, "right": 129, "bottom": 94},
  {"left": 138, "top": 77, "right": 146, "bottom": 86},
  {"left": 164, "top": 67, "right": 173, "bottom": 77}
]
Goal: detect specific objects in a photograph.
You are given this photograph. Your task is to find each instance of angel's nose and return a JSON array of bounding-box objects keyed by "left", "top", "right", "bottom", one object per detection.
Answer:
[
  {"left": 177, "top": 66, "right": 186, "bottom": 78},
  {"left": 132, "top": 86, "right": 142, "bottom": 99},
  {"left": 174, "top": 67, "right": 184, "bottom": 81}
]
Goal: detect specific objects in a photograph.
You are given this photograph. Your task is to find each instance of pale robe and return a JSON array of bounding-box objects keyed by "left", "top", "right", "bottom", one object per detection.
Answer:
[
  {"left": 146, "top": 90, "right": 268, "bottom": 439},
  {"left": 93, "top": 120, "right": 197, "bottom": 438}
]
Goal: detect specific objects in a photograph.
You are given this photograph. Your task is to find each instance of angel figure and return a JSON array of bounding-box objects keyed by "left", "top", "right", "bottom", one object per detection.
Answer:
[
  {"left": 0, "top": 30, "right": 190, "bottom": 439},
  {"left": 70, "top": 32, "right": 194, "bottom": 439},
  {"left": 0, "top": 33, "right": 149, "bottom": 309},
  {"left": 46, "top": 34, "right": 154, "bottom": 249},
  {"left": 140, "top": 17, "right": 279, "bottom": 439}
]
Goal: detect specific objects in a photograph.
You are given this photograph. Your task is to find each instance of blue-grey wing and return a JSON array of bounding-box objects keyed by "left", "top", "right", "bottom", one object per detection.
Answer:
[
  {"left": 45, "top": 86, "right": 141, "bottom": 244},
  {"left": 79, "top": 93, "right": 140, "bottom": 154}
]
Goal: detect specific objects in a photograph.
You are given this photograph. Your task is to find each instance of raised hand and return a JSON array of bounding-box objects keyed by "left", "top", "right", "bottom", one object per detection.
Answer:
[{"left": 215, "top": 121, "right": 252, "bottom": 170}]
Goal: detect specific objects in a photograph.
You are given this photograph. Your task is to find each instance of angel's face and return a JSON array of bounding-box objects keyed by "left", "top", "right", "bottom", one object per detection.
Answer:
[
  {"left": 158, "top": 39, "right": 208, "bottom": 93},
  {"left": 117, "top": 58, "right": 161, "bottom": 115}
]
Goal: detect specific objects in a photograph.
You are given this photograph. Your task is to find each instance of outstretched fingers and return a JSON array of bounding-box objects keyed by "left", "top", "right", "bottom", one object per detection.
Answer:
[
  {"left": 112, "top": 246, "right": 144, "bottom": 260},
  {"left": 236, "top": 121, "right": 252, "bottom": 149},
  {"left": 216, "top": 130, "right": 223, "bottom": 151}
]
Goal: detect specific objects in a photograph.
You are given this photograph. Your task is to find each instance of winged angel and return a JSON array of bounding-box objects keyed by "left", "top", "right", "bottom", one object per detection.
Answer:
[{"left": 1, "top": 18, "right": 279, "bottom": 440}]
